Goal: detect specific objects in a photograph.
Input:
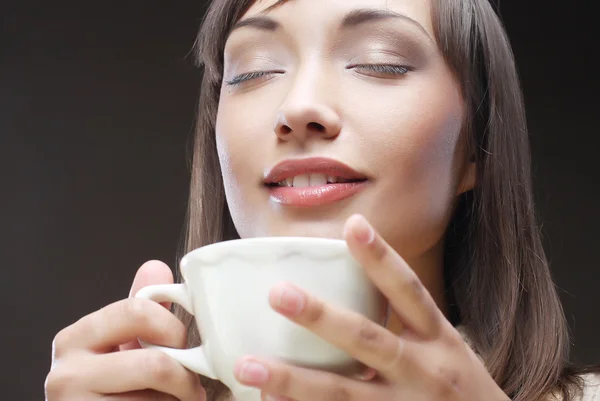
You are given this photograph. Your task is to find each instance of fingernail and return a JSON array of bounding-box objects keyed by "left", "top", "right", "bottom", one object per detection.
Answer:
[
  {"left": 274, "top": 285, "right": 305, "bottom": 316},
  {"left": 353, "top": 367, "right": 378, "bottom": 381},
  {"left": 237, "top": 360, "right": 269, "bottom": 384},
  {"left": 351, "top": 215, "right": 375, "bottom": 244}
]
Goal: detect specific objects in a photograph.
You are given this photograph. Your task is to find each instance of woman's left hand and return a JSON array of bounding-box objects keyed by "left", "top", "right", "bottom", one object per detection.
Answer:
[{"left": 233, "top": 214, "right": 510, "bottom": 401}]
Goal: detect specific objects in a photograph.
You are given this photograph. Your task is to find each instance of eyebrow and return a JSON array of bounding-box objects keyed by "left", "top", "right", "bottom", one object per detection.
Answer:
[{"left": 230, "top": 7, "right": 433, "bottom": 42}]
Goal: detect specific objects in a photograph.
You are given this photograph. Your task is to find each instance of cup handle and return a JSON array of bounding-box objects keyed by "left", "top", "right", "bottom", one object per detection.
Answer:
[{"left": 135, "top": 284, "right": 217, "bottom": 380}]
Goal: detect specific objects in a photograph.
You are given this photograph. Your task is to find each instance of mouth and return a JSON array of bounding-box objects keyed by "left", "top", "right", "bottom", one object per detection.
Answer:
[
  {"left": 263, "top": 157, "right": 369, "bottom": 206},
  {"left": 267, "top": 174, "right": 363, "bottom": 187}
]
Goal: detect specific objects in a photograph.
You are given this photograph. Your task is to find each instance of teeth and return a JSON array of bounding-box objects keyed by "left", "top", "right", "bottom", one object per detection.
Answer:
[
  {"left": 292, "top": 175, "right": 310, "bottom": 188},
  {"left": 276, "top": 178, "right": 293, "bottom": 187},
  {"left": 309, "top": 174, "right": 327, "bottom": 186},
  {"left": 276, "top": 174, "right": 353, "bottom": 187}
]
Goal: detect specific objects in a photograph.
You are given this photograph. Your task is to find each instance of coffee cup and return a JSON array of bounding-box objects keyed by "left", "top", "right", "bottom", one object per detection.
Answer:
[{"left": 136, "top": 237, "right": 384, "bottom": 401}]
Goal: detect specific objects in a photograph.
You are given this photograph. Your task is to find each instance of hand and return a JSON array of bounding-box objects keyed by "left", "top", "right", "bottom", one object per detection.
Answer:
[
  {"left": 45, "top": 261, "right": 205, "bottom": 401},
  {"left": 233, "top": 215, "right": 510, "bottom": 401}
]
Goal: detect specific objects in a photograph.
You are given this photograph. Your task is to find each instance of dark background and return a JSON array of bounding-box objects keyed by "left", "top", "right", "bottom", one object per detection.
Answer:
[{"left": 1, "top": 1, "right": 598, "bottom": 400}]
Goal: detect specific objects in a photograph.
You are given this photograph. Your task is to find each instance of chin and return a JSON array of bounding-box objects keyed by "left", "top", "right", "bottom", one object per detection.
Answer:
[
  {"left": 233, "top": 198, "right": 369, "bottom": 239},
  {"left": 272, "top": 226, "right": 344, "bottom": 239},
  {"left": 237, "top": 215, "right": 347, "bottom": 240}
]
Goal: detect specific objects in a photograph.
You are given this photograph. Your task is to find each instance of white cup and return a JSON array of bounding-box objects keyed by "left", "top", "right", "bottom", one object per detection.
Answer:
[{"left": 136, "top": 237, "right": 384, "bottom": 401}]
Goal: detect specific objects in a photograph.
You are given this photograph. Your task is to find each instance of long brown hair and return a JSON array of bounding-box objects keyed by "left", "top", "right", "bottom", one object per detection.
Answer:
[{"left": 176, "top": 1, "right": 592, "bottom": 400}]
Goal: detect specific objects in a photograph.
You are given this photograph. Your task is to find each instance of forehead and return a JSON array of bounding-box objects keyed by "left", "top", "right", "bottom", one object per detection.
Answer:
[{"left": 243, "top": 0, "right": 434, "bottom": 38}]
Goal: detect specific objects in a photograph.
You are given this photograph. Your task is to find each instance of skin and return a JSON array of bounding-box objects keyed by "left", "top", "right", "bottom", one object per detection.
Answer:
[
  {"left": 233, "top": 216, "right": 509, "bottom": 401},
  {"left": 216, "top": 0, "right": 475, "bottom": 320},
  {"left": 45, "top": 0, "right": 511, "bottom": 400}
]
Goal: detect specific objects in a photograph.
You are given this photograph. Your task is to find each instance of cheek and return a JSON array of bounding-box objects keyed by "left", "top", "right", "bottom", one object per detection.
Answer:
[
  {"left": 343, "top": 74, "right": 464, "bottom": 251},
  {"left": 216, "top": 88, "right": 279, "bottom": 174},
  {"left": 217, "top": 92, "right": 263, "bottom": 179},
  {"left": 215, "top": 93, "right": 277, "bottom": 235},
  {"left": 350, "top": 78, "right": 463, "bottom": 186}
]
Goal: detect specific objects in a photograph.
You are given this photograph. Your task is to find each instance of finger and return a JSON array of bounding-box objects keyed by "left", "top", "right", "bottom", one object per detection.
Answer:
[
  {"left": 352, "top": 367, "right": 378, "bottom": 381},
  {"left": 234, "top": 356, "right": 384, "bottom": 401},
  {"left": 121, "top": 260, "right": 175, "bottom": 351},
  {"left": 343, "top": 214, "right": 443, "bottom": 340},
  {"left": 83, "top": 349, "right": 205, "bottom": 401},
  {"left": 268, "top": 282, "right": 403, "bottom": 380},
  {"left": 55, "top": 297, "right": 187, "bottom": 355},
  {"left": 128, "top": 260, "right": 174, "bottom": 299}
]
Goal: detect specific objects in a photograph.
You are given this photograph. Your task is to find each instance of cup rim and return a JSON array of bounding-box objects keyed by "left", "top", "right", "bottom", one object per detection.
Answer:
[{"left": 180, "top": 237, "right": 350, "bottom": 274}]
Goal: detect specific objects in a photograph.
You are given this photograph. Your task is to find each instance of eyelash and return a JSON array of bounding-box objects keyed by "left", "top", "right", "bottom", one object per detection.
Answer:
[
  {"left": 224, "top": 64, "right": 412, "bottom": 87},
  {"left": 349, "top": 64, "right": 412, "bottom": 76},
  {"left": 225, "top": 70, "right": 284, "bottom": 86}
]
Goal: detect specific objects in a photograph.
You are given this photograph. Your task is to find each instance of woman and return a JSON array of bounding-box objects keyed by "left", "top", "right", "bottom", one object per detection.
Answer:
[{"left": 45, "top": 0, "right": 600, "bottom": 400}]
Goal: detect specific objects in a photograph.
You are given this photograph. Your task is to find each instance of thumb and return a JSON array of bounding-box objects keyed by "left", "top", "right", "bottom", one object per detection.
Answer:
[
  {"left": 119, "top": 260, "right": 175, "bottom": 351},
  {"left": 128, "top": 259, "right": 174, "bottom": 299}
]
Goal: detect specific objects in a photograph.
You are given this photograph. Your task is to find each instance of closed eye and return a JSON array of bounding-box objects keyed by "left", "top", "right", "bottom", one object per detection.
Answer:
[
  {"left": 348, "top": 64, "right": 413, "bottom": 78},
  {"left": 224, "top": 64, "right": 411, "bottom": 87},
  {"left": 225, "top": 70, "right": 285, "bottom": 86}
]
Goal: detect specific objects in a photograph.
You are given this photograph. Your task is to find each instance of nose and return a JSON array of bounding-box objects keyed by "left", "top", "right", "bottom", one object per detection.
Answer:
[{"left": 273, "top": 75, "right": 342, "bottom": 142}]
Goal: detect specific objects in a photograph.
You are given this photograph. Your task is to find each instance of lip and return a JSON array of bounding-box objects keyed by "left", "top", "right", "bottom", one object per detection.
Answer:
[
  {"left": 264, "top": 157, "right": 369, "bottom": 207},
  {"left": 264, "top": 157, "right": 368, "bottom": 184}
]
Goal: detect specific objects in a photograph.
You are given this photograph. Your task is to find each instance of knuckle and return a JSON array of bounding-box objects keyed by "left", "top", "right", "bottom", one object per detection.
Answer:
[
  {"left": 124, "top": 298, "right": 154, "bottom": 327},
  {"left": 380, "top": 339, "right": 404, "bottom": 372},
  {"left": 353, "top": 318, "right": 382, "bottom": 350},
  {"left": 52, "top": 327, "right": 72, "bottom": 357},
  {"left": 431, "top": 365, "right": 461, "bottom": 398},
  {"left": 326, "top": 379, "right": 352, "bottom": 401},
  {"left": 123, "top": 299, "right": 185, "bottom": 347},
  {"left": 144, "top": 350, "right": 179, "bottom": 384},
  {"left": 434, "top": 379, "right": 458, "bottom": 399},
  {"left": 44, "top": 364, "right": 77, "bottom": 399},
  {"left": 303, "top": 300, "right": 326, "bottom": 325},
  {"left": 270, "top": 368, "right": 292, "bottom": 395},
  {"left": 403, "top": 273, "right": 424, "bottom": 298},
  {"left": 44, "top": 371, "right": 63, "bottom": 399},
  {"left": 367, "top": 239, "right": 387, "bottom": 263}
]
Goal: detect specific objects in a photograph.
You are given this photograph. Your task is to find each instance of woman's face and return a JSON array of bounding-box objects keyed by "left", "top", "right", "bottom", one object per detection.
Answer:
[{"left": 215, "top": 0, "right": 475, "bottom": 263}]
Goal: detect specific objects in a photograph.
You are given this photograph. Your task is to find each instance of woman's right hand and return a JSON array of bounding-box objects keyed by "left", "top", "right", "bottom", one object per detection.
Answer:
[{"left": 45, "top": 260, "right": 206, "bottom": 401}]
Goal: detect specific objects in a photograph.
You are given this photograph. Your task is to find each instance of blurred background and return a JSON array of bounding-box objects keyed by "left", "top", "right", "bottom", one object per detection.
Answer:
[{"left": 1, "top": 1, "right": 598, "bottom": 399}]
